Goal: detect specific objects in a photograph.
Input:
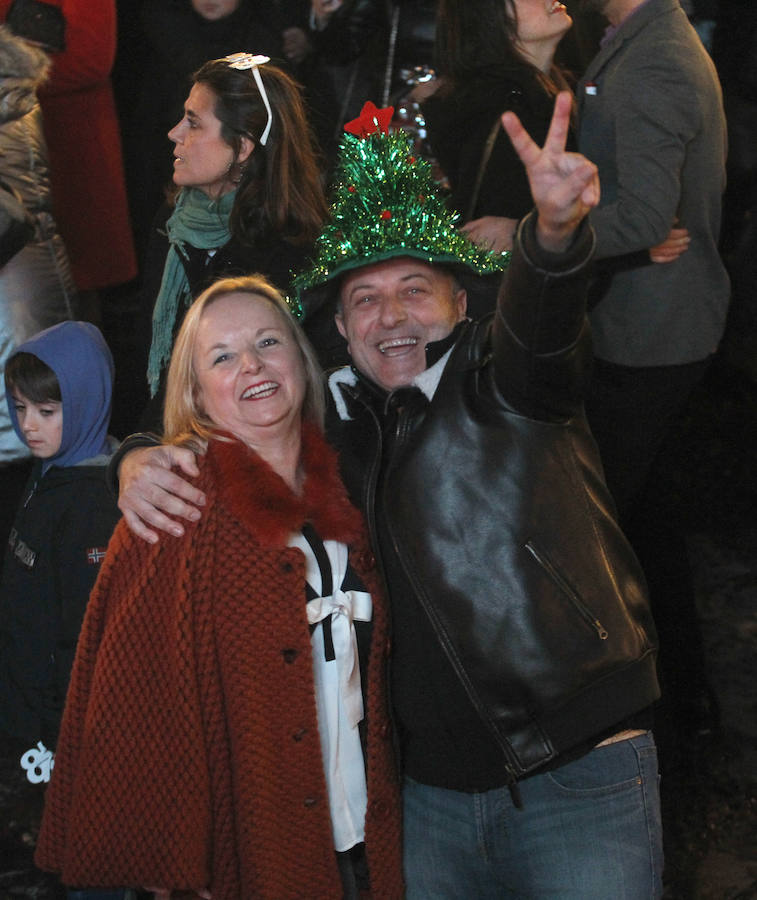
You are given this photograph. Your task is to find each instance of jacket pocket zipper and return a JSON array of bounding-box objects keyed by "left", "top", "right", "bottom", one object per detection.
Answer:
[{"left": 525, "top": 541, "right": 609, "bottom": 640}]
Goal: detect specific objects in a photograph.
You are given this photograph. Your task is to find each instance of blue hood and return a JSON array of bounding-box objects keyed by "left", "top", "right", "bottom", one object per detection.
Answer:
[{"left": 5, "top": 321, "right": 114, "bottom": 473}]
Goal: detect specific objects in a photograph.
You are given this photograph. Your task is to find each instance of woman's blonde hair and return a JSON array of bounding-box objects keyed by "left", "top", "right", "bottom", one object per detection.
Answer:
[{"left": 163, "top": 275, "right": 325, "bottom": 445}]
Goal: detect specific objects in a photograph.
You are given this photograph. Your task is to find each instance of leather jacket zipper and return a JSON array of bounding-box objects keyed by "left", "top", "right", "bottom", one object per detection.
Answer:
[
  {"left": 346, "top": 384, "right": 537, "bottom": 788},
  {"left": 525, "top": 541, "right": 609, "bottom": 640},
  {"left": 385, "top": 405, "right": 531, "bottom": 783}
]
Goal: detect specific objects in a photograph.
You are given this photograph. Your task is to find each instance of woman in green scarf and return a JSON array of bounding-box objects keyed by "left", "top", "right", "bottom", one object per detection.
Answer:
[{"left": 137, "top": 53, "right": 328, "bottom": 428}]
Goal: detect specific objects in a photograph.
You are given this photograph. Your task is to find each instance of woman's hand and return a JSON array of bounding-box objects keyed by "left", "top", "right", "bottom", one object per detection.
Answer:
[
  {"left": 460, "top": 216, "right": 518, "bottom": 253},
  {"left": 650, "top": 226, "right": 690, "bottom": 263},
  {"left": 118, "top": 445, "right": 206, "bottom": 544}
]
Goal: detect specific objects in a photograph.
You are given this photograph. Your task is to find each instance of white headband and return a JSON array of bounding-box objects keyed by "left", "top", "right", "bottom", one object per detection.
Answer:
[{"left": 224, "top": 52, "right": 273, "bottom": 146}]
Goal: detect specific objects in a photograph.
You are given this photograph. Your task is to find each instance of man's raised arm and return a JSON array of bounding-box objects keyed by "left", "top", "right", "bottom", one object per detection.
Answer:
[{"left": 501, "top": 91, "right": 600, "bottom": 252}]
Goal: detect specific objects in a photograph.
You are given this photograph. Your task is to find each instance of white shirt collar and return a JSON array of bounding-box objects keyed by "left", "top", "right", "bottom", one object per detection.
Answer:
[{"left": 328, "top": 346, "right": 454, "bottom": 421}]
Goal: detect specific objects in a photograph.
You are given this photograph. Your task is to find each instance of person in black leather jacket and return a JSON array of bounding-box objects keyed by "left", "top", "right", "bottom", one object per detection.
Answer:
[{"left": 112, "top": 93, "right": 663, "bottom": 898}]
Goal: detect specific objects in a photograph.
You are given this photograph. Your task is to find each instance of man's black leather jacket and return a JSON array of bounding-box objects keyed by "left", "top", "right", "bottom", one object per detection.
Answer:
[{"left": 325, "top": 214, "right": 660, "bottom": 779}]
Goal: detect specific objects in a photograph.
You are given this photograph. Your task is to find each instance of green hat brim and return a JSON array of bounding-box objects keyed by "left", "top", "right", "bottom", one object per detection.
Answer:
[{"left": 302, "top": 244, "right": 496, "bottom": 293}]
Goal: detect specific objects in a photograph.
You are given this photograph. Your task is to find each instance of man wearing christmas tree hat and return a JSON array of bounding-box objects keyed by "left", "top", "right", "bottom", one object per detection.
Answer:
[{"left": 117, "top": 93, "right": 663, "bottom": 897}]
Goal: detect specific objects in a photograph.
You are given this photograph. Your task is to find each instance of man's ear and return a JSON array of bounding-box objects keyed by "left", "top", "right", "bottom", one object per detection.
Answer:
[
  {"left": 334, "top": 312, "right": 352, "bottom": 356},
  {"left": 238, "top": 135, "right": 255, "bottom": 164},
  {"left": 335, "top": 312, "right": 347, "bottom": 341},
  {"left": 456, "top": 287, "right": 468, "bottom": 321}
]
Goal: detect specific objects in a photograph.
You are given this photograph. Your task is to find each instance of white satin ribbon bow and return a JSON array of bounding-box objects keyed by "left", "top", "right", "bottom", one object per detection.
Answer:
[{"left": 307, "top": 588, "right": 372, "bottom": 728}]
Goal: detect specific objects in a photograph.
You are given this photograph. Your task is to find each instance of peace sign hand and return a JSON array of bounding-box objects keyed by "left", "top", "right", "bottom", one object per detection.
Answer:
[{"left": 502, "top": 91, "right": 599, "bottom": 253}]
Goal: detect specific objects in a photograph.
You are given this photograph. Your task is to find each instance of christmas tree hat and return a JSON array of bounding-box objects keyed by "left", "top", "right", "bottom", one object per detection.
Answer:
[{"left": 291, "top": 102, "right": 508, "bottom": 317}]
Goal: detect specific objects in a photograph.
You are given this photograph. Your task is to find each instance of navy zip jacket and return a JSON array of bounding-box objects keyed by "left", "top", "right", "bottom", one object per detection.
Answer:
[{"left": 1, "top": 321, "right": 120, "bottom": 747}]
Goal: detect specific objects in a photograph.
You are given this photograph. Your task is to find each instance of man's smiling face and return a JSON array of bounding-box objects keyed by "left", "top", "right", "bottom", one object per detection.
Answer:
[{"left": 336, "top": 258, "right": 467, "bottom": 391}]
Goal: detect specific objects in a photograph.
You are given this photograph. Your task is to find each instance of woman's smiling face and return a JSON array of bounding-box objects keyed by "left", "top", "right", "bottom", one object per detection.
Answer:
[
  {"left": 192, "top": 292, "right": 307, "bottom": 446},
  {"left": 513, "top": 0, "right": 572, "bottom": 55}
]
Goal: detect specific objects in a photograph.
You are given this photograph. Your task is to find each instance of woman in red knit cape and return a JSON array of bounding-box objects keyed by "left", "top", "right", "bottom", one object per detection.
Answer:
[{"left": 35, "top": 275, "right": 403, "bottom": 899}]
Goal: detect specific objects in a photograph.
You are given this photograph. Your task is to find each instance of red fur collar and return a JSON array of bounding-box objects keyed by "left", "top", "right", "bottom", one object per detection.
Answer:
[{"left": 207, "top": 424, "right": 365, "bottom": 548}]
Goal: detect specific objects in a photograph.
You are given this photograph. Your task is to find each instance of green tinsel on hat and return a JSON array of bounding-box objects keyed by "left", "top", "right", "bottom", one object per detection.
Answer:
[{"left": 291, "top": 102, "right": 508, "bottom": 318}]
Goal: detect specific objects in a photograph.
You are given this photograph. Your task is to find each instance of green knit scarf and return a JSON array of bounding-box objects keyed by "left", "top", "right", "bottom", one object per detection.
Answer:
[{"left": 147, "top": 187, "right": 237, "bottom": 396}]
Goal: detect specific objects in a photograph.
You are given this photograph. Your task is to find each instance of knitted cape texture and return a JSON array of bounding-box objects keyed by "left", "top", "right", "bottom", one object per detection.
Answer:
[{"left": 35, "top": 428, "right": 403, "bottom": 899}]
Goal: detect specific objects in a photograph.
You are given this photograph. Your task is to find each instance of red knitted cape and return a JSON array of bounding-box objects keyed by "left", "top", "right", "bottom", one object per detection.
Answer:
[{"left": 35, "top": 428, "right": 403, "bottom": 899}]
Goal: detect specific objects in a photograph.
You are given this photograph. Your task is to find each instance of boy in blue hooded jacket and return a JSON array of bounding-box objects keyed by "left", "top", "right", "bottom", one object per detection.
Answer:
[{"left": 0, "top": 321, "right": 121, "bottom": 895}]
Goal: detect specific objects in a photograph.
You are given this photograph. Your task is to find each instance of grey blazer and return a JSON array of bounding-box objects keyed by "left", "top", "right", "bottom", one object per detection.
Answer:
[{"left": 578, "top": 0, "right": 730, "bottom": 366}]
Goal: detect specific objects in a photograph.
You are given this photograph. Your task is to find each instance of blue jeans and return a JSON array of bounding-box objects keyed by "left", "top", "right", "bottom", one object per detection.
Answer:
[{"left": 403, "top": 731, "right": 663, "bottom": 898}]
